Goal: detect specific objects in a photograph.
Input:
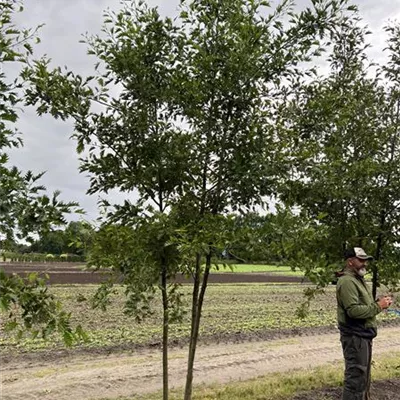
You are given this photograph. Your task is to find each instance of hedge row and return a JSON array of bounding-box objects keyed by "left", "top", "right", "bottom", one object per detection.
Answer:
[{"left": 1, "top": 252, "right": 85, "bottom": 263}]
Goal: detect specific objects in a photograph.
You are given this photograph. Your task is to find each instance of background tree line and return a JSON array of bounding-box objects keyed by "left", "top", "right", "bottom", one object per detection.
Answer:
[{"left": 5, "top": 221, "right": 95, "bottom": 257}]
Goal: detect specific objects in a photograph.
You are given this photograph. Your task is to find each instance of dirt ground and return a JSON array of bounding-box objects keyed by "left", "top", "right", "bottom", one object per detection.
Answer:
[
  {"left": 2, "top": 326, "right": 400, "bottom": 400},
  {"left": 0, "top": 262, "right": 306, "bottom": 284},
  {"left": 1, "top": 263, "right": 398, "bottom": 399},
  {"left": 292, "top": 379, "right": 400, "bottom": 400}
]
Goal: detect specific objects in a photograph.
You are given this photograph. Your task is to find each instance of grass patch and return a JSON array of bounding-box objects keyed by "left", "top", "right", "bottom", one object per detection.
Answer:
[
  {"left": 137, "top": 352, "right": 400, "bottom": 400},
  {"left": 211, "top": 264, "right": 305, "bottom": 277}
]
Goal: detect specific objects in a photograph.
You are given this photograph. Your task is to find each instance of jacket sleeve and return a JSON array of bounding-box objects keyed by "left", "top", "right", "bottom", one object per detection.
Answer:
[{"left": 338, "top": 280, "right": 381, "bottom": 319}]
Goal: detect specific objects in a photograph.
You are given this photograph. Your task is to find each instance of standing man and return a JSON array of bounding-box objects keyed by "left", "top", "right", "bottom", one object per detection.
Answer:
[{"left": 336, "top": 247, "right": 392, "bottom": 400}]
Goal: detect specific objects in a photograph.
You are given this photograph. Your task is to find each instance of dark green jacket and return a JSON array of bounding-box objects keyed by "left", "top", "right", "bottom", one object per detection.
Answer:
[{"left": 336, "top": 269, "right": 381, "bottom": 336}]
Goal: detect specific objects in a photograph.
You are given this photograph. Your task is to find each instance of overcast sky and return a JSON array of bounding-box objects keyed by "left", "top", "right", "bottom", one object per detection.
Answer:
[{"left": 7, "top": 0, "right": 400, "bottom": 222}]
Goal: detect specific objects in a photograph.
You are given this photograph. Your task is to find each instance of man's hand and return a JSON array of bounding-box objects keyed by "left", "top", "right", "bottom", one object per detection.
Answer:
[{"left": 377, "top": 296, "right": 393, "bottom": 310}]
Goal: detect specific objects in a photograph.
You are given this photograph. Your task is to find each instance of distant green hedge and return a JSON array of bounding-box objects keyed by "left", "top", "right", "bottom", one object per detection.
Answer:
[{"left": 1, "top": 252, "right": 85, "bottom": 263}]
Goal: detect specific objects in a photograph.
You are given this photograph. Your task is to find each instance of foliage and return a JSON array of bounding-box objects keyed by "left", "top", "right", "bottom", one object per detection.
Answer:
[
  {"left": 0, "top": 269, "right": 86, "bottom": 345},
  {"left": 0, "top": 0, "right": 82, "bottom": 247},
  {"left": 29, "top": 230, "right": 67, "bottom": 254},
  {"left": 87, "top": 216, "right": 184, "bottom": 323},
  {"left": 23, "top": 0, "right": 355, "bottom": 398},
  {"left": 229, "top": 211, "right": 309, "bottom": 263},
  {"left": 1, "top": 251, "right": 85, "bottom": 262},
  {"left": 28, "top": 221, "right": 95, "bottom": 256},
  {"left": 279, "top": 14, "right": 400, "bottom": 298},
  {"left": 0, "top": 0, "right": 83, "bottom": 344}
]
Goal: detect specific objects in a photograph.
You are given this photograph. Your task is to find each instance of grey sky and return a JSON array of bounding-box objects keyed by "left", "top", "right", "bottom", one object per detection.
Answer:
[{"left": 7, "top": 0, "right": 400, "bottom": 222}]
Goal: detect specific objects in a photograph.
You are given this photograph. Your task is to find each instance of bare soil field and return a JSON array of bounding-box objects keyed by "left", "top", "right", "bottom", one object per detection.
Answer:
[
  {"left": 1, "top": 262, "right": 305, "bottom": 284},
  {"left": 2, "top": 327, "right": 400, "bottom": 400}
]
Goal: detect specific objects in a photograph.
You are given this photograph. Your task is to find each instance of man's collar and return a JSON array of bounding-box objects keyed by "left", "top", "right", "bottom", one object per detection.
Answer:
[{"left": 344, "top": 268, "right": 362, "bottom": 279}]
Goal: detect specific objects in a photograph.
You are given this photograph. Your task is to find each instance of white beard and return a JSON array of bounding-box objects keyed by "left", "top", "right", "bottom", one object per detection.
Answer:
[{"left": 357, "top": 268, "right": 367, "bottom": 277}]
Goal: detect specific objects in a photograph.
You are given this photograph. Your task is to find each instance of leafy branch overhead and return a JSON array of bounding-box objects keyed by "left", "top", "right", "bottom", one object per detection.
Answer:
[
  {"left": 0, "top": 0, "right": 83, "bottom": 344},
  {"left": 0, "top": 269, "right": 87, "bottom": 345}
]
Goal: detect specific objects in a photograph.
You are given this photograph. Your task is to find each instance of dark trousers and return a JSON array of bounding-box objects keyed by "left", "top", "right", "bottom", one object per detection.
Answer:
[{"left": 341, "top": 334, "right": 372, "bottom": 400}]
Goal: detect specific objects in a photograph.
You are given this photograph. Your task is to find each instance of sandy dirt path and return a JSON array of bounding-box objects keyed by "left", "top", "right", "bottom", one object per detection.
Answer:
[{"left": 2, "top": 326, "right": 400, "bottom": 400}]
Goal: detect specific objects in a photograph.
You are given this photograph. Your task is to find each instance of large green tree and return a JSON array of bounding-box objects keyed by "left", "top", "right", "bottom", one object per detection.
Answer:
[
  {"left": 280, "top": 15, "right": 400, "bottom": 297},
  {"left": 29, "top": 221, "right": 95, "bottom": 256},
  {"left": 24, "top": 0, "right": 352, "bottom": 398}
]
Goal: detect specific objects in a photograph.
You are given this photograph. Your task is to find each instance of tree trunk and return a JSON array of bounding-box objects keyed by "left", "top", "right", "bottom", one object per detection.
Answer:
[
  {"left": 371, "top": 256, "right": 379, "bottom": 300},
  {"left": 161, "top": 260, "right": 169, "bottom": 400},
  {"left": 184, "top": 253, "right": 211, "bottom": 400},
  {"left": 373, "top": 211, "right": 386, "bottom": 299},
  {"left": 188, "top": 255, "right": 201, "bottom": 345}
]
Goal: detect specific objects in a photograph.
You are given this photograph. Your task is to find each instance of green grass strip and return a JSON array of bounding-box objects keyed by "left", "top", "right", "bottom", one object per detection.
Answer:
[
  {"left": 134, "top": 352, "right": 400, "bottom": 400},
  {"left": 211, "top": 264, "right": 305, "bottom": 276}
]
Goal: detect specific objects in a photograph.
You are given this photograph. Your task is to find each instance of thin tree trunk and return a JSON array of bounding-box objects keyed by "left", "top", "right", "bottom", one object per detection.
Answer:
[
  {"left": 157, "top": 172, "right": 169, "bottom": 400},
  {"left": 186, "top": 253, "right": 201, "bottom": 388},
  {"left": 184, "top": 252, "right": 212, "bottom": 400},
  {"left": 373, "top": 210, "right": 386, "bottom": 299},
  {"left": 183, "top": 10, "right": 220, "bottom": 397},
  {"left": 189, "top": 254, "right": 201, "bottom": 338},
  {"left": 161, "top": 259, "right": 169, "bottom": 400},
  {"left": 372, "top": 239, "right": 380, "bottom": 299},
  {"left": 184, "top": 256, "right": 201, "bottom": 400}
]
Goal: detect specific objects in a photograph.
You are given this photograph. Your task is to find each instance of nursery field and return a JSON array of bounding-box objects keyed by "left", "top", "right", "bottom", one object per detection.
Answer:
[
  {"left": 1, "top": 283, "right": 398, "bottom": 356},
  {"left": 1, "top": 283, "right": 400, "bottom": 400}
]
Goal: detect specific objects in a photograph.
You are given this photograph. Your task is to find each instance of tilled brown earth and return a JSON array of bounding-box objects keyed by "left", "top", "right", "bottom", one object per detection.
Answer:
[
  {"left": 2, "top": 327, "right": 400, "bottom": 400},
  {"left": 1, "top": 262, "right": 306, "bottom": 284}
]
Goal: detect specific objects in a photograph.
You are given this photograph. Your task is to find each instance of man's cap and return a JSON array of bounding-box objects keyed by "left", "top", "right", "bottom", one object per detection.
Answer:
[{"left": 344, "top": 247, "right": 373, "bottom": 260}]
